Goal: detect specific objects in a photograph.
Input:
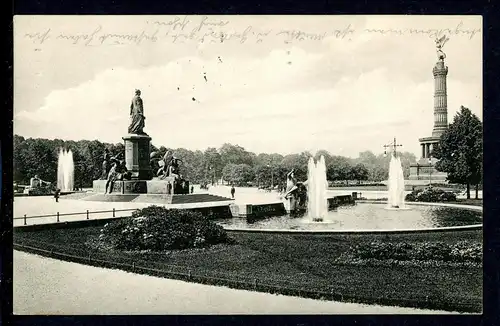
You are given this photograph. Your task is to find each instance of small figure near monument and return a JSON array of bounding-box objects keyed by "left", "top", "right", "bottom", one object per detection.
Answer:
[
  {"left": 30, "top": 175, "right": 42, "bottom": 188},
  {"left": 231, "top": 186, "right": 235, "bottom": 199},
  {"left": 101, "top": 148, "right": 111, "bottom": 180},
  {"left": 105, "top": 161, "right": 119, "bottom": 195},
  {"left": 104, "top": 158, "right": 131, "bottom": 194},
  {"left": 128, "top": 89, "right": 146, "bottom": 135},
  {"left": 25, "top": 175, "right": 54, "bottom": 195},
  {"left": 167, "top": 181, "right": 172, "bottom": 195},
  {"left": 283, "top": 169, "right": 308, "bottom": 215},
  {"left": 168, "top": 157, "right": 182, "bottom": 179},
  {"left": 191, "top": 185, "right": 194, "bottom": 194},
  {"left": 117, "top": 160, "right": 132, "bottom": 181},
  {"left": 156, "top": 150, "right": 175, "bottom": 179},
  {"left": 284, "top": 169, "right": 298, "bottom": 195}
]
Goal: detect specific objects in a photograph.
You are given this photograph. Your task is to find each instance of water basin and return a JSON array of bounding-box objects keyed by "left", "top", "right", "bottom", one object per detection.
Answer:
[{"left": 216, "top": 203, "right": 482, "bottom": 231}]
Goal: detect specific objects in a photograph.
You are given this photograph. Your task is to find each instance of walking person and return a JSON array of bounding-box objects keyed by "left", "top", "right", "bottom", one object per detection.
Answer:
[
  {"left": 230, "top": 185, "right": 235, "bottom": 199},
  {"left": 54, "top": 188, "right": 61, "bottom": 203},
  {"left": 191, "top": 185, "right": 194, "bottom": 194}
]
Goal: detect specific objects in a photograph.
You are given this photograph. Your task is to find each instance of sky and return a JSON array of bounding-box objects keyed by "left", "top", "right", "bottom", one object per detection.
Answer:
[{"left": 13, "top": 15, "right": 482, "bottom": 158}]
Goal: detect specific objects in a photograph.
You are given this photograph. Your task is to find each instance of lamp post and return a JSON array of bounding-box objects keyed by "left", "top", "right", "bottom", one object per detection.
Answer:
[
  {"left": 383, "top": 137, "right": 403, "bottom": 158},
  {"left": 428, "top": 157, "right": 432, "bottom": 187},
  {"left": 267, "top": 164, "right": 274, "bottom": 190},
  {"left": 208, "top": 166, "right": 214, "bottom": 186}
]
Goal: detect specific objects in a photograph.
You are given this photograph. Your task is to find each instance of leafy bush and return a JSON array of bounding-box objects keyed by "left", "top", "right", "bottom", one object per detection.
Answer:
[
  {"left": 350, "top": 241, "right": 481, "bottom": 264},
  {"left": 405, "top": 187, "right": 457, "bottom": 202},
  {"left": 98, "top": 206, "right": 234, "bottom": 251}
]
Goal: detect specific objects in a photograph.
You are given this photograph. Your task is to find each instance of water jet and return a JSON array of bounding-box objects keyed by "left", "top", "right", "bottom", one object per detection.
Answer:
[{"left": 57, "top": 148, "right": 74, "bottom": 192}]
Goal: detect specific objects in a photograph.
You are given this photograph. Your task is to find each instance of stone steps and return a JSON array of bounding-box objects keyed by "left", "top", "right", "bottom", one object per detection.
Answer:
[
  {"left": 171, "top": 194, "right": 233, "bottom": 204},
  {"left": 80, "top": 193, "right": 233, "bottom": 204},
  {"left": 81, "top": 194, "right": 140, "bottom": 202}
]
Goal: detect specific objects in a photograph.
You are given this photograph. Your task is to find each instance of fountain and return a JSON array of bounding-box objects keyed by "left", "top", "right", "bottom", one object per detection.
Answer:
[
  {"left": 306, "top": 156, "right": 329, "bottom": 222},
  {"left": 384, "top": 137, "right": 407, "bottom": 210},
  {"left": 387, "top": 154, "right": 406, "bottom": 209},
  {"left": 57, "top": 148, "right": 74, "bottom": 192}
]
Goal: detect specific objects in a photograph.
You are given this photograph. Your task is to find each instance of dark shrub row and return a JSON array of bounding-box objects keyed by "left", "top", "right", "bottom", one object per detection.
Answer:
[
  {"left": 405, "top": 187, "right": 457, "bottom": 202},
  {"left": 97, "top": 206, "right": 234, "bottom": 251},
  {"left": 350, "top": 241, "right": 481, "bottom": 263}
]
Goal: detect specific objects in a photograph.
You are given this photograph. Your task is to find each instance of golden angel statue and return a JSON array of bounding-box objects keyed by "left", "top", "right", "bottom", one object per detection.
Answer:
[{"left": 435, "top": 35, "right": 450, "bottom": 61}]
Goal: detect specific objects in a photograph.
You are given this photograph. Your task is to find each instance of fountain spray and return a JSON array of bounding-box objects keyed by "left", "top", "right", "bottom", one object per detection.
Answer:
[{"left": 57, "top": 148, "right": 74, "bottom": 192}]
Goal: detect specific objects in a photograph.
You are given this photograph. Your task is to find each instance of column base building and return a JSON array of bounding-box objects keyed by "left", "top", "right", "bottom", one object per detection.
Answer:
[
  {"left": 408, "top": 137, "right": 448, "bottom": 183},
  {"left": 408, "top": 55, "right": 449, "bottom": 184}
]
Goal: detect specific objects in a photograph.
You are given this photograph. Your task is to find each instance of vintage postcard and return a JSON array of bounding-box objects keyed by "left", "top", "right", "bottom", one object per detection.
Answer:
[{"left": 13, "top": 15, "right": 482, "bottom": 315}]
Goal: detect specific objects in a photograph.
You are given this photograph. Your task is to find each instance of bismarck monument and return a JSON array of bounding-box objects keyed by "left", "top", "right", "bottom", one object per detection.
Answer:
[
  {"left": 408, "top": 37, "right": 449, "bottom": 183},
  {"left": 92, "top": 89, "right": 192, "bottom": 198},
  {"left": 123, "top": 88, "right": 152, "bottom": 181}
]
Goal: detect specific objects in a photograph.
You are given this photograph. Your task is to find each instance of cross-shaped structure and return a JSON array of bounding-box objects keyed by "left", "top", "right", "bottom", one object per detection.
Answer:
[{"left": 384, "top": 137, "right": 403, "bottom": 157}]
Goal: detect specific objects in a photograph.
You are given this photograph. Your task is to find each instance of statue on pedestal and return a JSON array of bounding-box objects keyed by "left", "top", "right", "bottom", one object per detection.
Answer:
[
  {"left": 283, "top": 169, "right": 308, "bottom": 214},
  {"left": 128, "top": 89, "right": 146, "bottom": 135},
  {"left": 155, "top": 150, "right": 173, "bottom": 179},
  {"left": 167, "top": 157, "right": 182, "bottom": 179},
  {"left": 284, "top": 169, "right": 298, "bottom": 197},
  {"left": 105, "top": 158, "right": 131, "bottom": 194},
  {"left": 435, "top": 35, "right": 449, "bottom": 61},
  {"left": 155, "top": 151, "right": 183, "bottom": 180},
  {"left": 150, "top": 150, "right": 190, "bottom": 194},
  {"left": 26, "top": 175, "right": 55, "bottom": 195}
]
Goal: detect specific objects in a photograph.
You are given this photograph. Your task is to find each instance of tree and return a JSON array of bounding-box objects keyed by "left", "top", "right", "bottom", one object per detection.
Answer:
[
  {"left": 219, "top": 143, "right": 255, "bottom": 166},
  {"left": 253, "top": 164, "right": 274, "bottom": 187},
  {"left": 327, "top": 156, "right": 353, "bottom": 183},
  {"left": 280, "top": 152, "right": 312, "bottom": 181},
  {"left": 397, "top": 152, "right": 418, "bottom": 178},
  {"left": 222, "top": 163, "right": 253, "bottom": 186},
  {"left": 314, "top": 150, "right": 333, "bottom": 167},
  {"left": 351, "top": 163, "right": 369, "bottom": 184},
  {"left": 253, "top": 153, "right": 284, "bottom": 187},
  {"left": 14, "top": 135, "right": 27, "bottom": 184},
  {"left": 203, "top": 147, "right": 222, "bottom": 184},
  {"left": 433, "top": 106, "right": 482, "bottom": 199}
]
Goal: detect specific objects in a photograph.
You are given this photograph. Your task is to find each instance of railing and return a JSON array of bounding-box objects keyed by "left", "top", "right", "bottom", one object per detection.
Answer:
[{"left": 14, "top": 208, "right": 138, "bottom": 226}]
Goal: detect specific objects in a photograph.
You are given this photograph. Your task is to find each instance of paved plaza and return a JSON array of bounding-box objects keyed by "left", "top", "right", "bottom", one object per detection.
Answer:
[{"left": 13, "top": 185, "right": 481, "bottom": 227}]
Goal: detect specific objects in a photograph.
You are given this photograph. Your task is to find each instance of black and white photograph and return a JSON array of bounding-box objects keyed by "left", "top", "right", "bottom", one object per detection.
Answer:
[{"left": 12, "top": 15, "right": 483, "bottom": 315}]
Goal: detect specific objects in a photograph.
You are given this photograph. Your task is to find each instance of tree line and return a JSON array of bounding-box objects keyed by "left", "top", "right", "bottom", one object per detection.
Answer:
[
  {"left": 13, "top": 106, "right": 482, "bottom": 196},
  {"left": 13, "top": 136, "right": 418, "bottom": 188}
]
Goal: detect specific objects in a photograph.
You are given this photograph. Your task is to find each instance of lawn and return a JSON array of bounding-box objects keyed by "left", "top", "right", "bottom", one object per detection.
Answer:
[
  {"left": 455, "top": 198, "right": 483, "bottom": 206},
  {"left": 14, "top": 224, "right": 482, "bottom": 313}
]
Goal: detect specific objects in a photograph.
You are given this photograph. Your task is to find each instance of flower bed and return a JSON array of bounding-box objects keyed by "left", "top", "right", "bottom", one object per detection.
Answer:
[
  {"left": 336, "top": 240, "right": 481, "bottom": 268},
  {"left": 94, "top": 205, "right": 234, "bottom": 251},
  {"left": 405, "top": 187, "right": 457, "bottom": 202}
]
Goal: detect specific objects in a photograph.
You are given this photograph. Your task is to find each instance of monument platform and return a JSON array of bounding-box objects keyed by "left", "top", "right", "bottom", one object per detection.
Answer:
[
  {"left": 408, "top": 158, "right": 448, "bottom": 183},
  {"left": 93, "top": 177, "right": 185, "bottom": 195},
  {"left": 87, "top": 183, "right": 233, "bottom": 205}
]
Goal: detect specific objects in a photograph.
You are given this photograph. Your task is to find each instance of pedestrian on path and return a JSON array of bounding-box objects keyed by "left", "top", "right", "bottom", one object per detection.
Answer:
[{"left": 54, "top": 188, "right": 61, "bottom": 203}]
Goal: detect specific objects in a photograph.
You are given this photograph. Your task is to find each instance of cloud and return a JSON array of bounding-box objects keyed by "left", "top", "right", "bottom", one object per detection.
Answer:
[{"left": 15, "top": 34, "right": 482, "bottom": 158}]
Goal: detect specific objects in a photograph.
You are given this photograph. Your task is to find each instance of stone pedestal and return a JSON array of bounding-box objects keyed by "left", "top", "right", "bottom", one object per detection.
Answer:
[
  {"left": 92, "top": 177, "right": 190, "bottom": 195},
  {"left": 122, "top": 134, "right": 152, "bottom": 180}
]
